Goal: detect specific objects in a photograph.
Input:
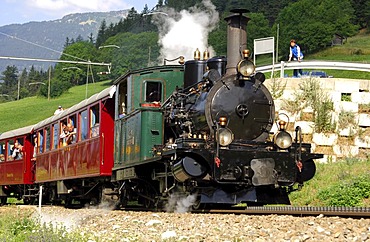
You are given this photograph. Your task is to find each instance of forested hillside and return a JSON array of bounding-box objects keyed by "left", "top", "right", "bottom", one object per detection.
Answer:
[
  {"left": 0, "top": 0, "right": 368, "bottom": 102},
  {"left": 0, "top": 10, "right": 129, "bottom": 73}
]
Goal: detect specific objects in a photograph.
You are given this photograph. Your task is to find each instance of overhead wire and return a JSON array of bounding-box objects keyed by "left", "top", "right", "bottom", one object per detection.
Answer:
[{"left": 0, "top": 31, "right": 88, "bottom": 62}]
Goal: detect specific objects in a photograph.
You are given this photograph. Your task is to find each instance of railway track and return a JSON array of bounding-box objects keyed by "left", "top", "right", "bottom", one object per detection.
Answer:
[
  {"left": 5, "top": 203, "right": 370, "bottom": 218},
  {"left": 194, "top": 206, "right": 370, "bottom": 218}
]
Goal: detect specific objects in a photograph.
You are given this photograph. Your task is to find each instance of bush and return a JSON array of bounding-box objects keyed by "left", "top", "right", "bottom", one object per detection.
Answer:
[
  {"left": 39, "top": 78, "right": 72, "bottom": 98},
  {"left": 0, "top": 209, "right": 89, "bottom": 242},
  {"left": 282, "top": 77, "right": 335, "bottom": 132},
  {"left": 317, "top": 175, "right": 370, "bottom": 207}
]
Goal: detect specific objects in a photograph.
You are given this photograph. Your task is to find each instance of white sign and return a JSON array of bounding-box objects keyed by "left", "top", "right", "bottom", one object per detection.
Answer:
[
  {"left": 254, "top": 37, "right": 275, "bottom": 55},
  {"left": 254, "top": 37, "right": 275, "bottom": 76}
]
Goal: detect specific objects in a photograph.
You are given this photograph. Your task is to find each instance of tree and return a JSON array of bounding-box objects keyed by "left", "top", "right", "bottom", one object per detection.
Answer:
[
  {"left": 246, "top": 12, "right": 272, "bottom": 51},
  {"left": 208, "top": 12, "right": 228, "bottom": 56},
  {"left": 1, "top": 65, "right": 18, "bottom": 99},
  {"left": 88, "top": 33, "right": 95, "bottom": 44},
  {"left": 97, "top": 32, "right": 160, "bottom": 80},
  {"left": 350, "top": 0, "right": 370, "bottom": 29},
  {"left": 96, "top": 19, "right": 107, "bottom": 48},
  {"left": 76, "top": 34, "right": 84, "bottom": 42},
  {"left": 275, "top": 0, "right": 358, "bottom": 57},
  {"left": 64, "top": 37, "right": 71, "bottom": 48},
  {"left": 165, "top": 0, "right": 201, "bottom": 11},
  {"left": 249, "top": 0, "right": 293, "bottom": 26},
  {"left": 18, "top": 68, "right": 29, "bottom": 98}
]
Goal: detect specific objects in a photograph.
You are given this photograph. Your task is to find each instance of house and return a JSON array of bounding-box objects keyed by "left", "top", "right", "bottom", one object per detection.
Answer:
[{"left": 332, "top": 33, "right": 346, "bottom": 46}]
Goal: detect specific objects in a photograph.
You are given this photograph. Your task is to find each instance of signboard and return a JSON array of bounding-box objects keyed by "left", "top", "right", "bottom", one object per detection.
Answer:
[{"left": 254, "top": 37, "right": 275, "bottom": 76}]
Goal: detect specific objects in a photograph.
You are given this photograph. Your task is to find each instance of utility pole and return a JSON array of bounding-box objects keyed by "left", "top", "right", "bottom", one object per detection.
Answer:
[
  {"left": 48, "top": 67, "right": 51, "bottom": 101},
  {"left": 276, "top": 24, "right": 279, "bottom": 63},
  {"left": 17, "top": 76, "right": 20, "bottom": 100},
  {"left": 148, "top": 46, "right": 151, "bottom": 67}
]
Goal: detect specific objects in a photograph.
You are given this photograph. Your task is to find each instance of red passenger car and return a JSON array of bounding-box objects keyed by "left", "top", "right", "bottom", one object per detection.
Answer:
[
  {"left": 0, "top": 125, "right": 35, "bottom": 204},
  {"left": 32, "top": 86, "right": 116, "bottom": 205}
]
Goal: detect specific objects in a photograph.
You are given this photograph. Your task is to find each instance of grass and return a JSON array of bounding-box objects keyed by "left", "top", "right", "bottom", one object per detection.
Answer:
[
  {"left": 289, "top": 158, "right": 370, "bottom": 207},
  {"left": 257, "top": 30, "right": 370, "bottom": 79},
  {"left": 0, "top": 80, "right": 111, "bottom": 133},
  {"left": 0, "top": 206, "right": 89, "bottom": 241}
]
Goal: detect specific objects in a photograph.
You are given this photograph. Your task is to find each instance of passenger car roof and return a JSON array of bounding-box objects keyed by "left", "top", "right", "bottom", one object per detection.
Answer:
[
  {"left": 33, "top": 85, "right": 116, "bottom": 130},
  {"left": 0, "top": 125, "right": 34, "bottom": 140}
]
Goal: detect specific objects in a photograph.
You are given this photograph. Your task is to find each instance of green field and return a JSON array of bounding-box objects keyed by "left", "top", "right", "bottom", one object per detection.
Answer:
[
  {"left": 306, "top": 31, "right": 370, "bottom": 79},
  {"left": 257, "top": 31, "right": 370, "bottom": 79},
  {"left": 0, "top": 81, "right": 111, "bottom": 133}
]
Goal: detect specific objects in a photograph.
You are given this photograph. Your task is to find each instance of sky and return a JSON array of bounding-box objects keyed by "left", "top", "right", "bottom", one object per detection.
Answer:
[{"left": 0, "top": 0, "right": 159, "bottom": 27}]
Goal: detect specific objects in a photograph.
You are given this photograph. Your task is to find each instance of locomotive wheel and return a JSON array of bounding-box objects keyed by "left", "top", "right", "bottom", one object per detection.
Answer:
[
  {"left": 48, "top": 188, "right": 57, "bottom": 204},
  {"left": 64, "top": 196, "right": 72, "bottom": 208},
  {"left": 117, "top": 183, "right": 129, "bottom": 209},
  {"left": 136, "top": 180, "right": 158, "bottom": 209},
  {"left": 23, "top": 197, "right": 35, "bottom": 205},
  {"left": 191, "top": 195, "right": 205, "bottom": 210},
  {"left": 0, "top": 197, "right": 6, "bottom": 206}
]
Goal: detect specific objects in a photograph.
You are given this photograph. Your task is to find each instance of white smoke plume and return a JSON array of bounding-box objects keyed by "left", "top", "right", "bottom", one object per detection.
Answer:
[
  {"left": 165, "top": 193, "right": 197, "bottom": 213},
  {"left": 152, "top": 0, "right": 219, "bottom": 63}
]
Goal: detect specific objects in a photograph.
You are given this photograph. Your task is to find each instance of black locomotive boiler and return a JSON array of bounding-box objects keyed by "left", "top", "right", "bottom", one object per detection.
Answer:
[{"left": 155, "top": 10, "right": 323, "bottom": 206}]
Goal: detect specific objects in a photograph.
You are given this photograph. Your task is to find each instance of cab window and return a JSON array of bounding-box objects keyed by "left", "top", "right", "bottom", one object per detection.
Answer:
[
  {"left": 145, "top": 81, "right": 162, "bottom": 102},
  {"left": 118, "top": 82, "right": 127, "bottom": 117}
]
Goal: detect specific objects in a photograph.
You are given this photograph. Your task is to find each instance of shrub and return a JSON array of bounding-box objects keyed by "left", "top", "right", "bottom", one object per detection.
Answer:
[
  {"left": 268, "top": 78, "right": 286, "bottom": 99},
  {"left": 282, "top": 77, "right": 335, "bottom": 132},
  {"left": 317, "top": 175, "right": 370, "bottom": 207},
  {"left": 0, "top": 209, "right": 90, "bottom": 242}
]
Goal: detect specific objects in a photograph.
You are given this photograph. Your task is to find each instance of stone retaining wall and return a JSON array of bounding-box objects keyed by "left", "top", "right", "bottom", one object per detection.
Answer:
[{"left": 264, "top": 78, "right": 370, "bottom": 163}]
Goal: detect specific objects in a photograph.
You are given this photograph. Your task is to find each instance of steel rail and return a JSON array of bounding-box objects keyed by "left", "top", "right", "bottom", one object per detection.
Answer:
[{"left": 195, "top": 206, "right": 370, "bottom": 218}]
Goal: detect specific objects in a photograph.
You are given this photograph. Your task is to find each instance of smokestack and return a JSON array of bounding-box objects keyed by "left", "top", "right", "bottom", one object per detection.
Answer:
[{"left": 224, "top": 9, "right": 250, "bottom": 75}]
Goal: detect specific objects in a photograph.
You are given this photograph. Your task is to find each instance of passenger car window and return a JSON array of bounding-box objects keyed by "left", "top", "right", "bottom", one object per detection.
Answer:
[
  {"left": 80, "top": 110, "right": 88, "bottom": 141},
  {"left": 90, "top": 104, "right": 100, "bottom": 138},
  {"left": 52, "top": 123, "right": 58, "bottom": 149},
  {"left": 45, "top": 126, "right": 50, "bottom": 151},
  {"left": 0, "top": 142, "right": 5, "bottom": 162},
  {"left": 39, "top": 130, "right": 44, "bottom": 153},
  {"left": 7, "top": 140, "right": 14, "bottom": 161}
]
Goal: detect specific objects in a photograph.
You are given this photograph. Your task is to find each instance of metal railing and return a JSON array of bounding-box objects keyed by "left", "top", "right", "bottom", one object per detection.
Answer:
[{"left": 255, "top": 61, "right": 370, "bottom": 78}]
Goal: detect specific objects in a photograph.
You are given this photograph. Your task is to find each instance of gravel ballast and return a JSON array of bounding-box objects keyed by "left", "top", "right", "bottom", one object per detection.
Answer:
[{"left": 6, "top": 206, "right": 370, "bottom": 241}]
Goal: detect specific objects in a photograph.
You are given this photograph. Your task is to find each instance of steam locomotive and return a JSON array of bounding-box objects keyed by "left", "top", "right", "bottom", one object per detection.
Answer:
[{"left": 0, "top": 10, "right": 322, "bottom": 208}]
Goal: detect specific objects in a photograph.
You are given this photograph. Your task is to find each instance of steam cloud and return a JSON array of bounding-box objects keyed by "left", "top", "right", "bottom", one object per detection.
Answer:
[
  {"left": 165, "top": 193, "right": 197, "bottom": 213},
  {"left": 152, "top": 0, "right": 219, "bottom": 63}
]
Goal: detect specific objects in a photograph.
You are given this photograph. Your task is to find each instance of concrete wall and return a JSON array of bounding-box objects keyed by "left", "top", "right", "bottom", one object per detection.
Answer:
[{"left": 265, "top": 77, "right": 370, "bottom": 163}]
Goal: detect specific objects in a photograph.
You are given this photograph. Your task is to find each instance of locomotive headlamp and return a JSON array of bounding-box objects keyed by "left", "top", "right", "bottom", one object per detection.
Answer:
[
  {"left": 242, "top": 49, "right": 251, "bottom": 59},
  {"left": 219, "top": 117, "right": 228, "bottom": 127},
  {"left": 237, "top": 59, "right": 255, "bottom": 77},
  {"left": 278, "top": 120, "right": 287, "bottom": 130},
  {"left": 274, "top": 131, "right": 293, "bottom": 149},
  {"left": 217, "top": 128, "right": 234, "bottom": 146}
]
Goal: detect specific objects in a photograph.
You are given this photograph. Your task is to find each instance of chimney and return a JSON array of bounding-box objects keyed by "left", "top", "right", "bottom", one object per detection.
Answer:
[{"left": 224, "top": 9, "right": 250, "bottom": 76}]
